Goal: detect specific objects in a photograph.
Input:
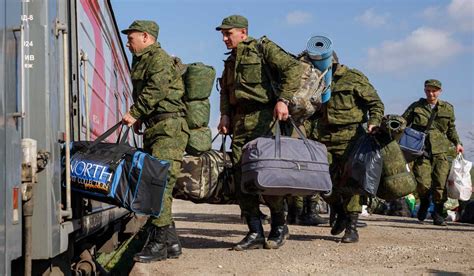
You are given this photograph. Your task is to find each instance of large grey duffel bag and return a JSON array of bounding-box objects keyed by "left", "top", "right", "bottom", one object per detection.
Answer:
[{"left": 241, "top": 119, "right": 332, "bottom": 196}]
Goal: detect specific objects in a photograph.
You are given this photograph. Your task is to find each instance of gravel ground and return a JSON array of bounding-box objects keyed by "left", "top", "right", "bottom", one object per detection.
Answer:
[{"left": 130, "top": 199, "right": 474, "bottom": 276}]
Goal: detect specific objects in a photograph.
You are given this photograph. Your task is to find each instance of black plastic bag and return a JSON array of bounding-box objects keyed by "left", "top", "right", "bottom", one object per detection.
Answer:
[{"left": 344, "top": 134, "right": 383, "bottom": 195}]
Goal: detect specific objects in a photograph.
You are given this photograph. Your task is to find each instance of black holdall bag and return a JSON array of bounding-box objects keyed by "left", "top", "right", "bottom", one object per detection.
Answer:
[
  {"left": 343, "top": 134, "right": 383, "bottom": 196},
  {"left": 399, "top": 109, "right": 437, "bottom": 162},
  {"left": 174, "top": 134, "right": 237, "bottom": 204},
  {"left": 69, "top": 122, "right": 170, "bottom": 216},
  {"left": 241, "top": 118, "right": 332, "bottom": 196}
]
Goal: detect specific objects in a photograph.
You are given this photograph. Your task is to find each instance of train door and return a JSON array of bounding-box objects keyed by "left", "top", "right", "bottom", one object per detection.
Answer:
[{"left": 1, "top": 0, "right": 23, "bottom": 274}]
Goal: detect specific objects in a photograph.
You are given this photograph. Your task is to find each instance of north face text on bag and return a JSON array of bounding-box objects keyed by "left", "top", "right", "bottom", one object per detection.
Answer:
[{"left": 70, "top": 159, "right": 113, "bottom": 194}]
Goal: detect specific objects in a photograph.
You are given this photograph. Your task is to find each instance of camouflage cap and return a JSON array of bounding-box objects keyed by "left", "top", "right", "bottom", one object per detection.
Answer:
[
  {"left": 424, "top": 79, "right": 442, "bottom": 89},
  {"left": 121, "top": 20, "right": 159, "bottom": 38},
  {"left": 216, "top": 15, "right": 248, "bottom": 30}
]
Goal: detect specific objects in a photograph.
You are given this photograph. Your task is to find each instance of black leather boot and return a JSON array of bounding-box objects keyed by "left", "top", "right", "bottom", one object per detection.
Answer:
[
  {"left": 232, "top": 216, "right": 265, "bottom": 251},
  {"left": 330, "top": 205, "right": 347, "bottom": 235},
  {"left": 301, "top": 199, "right": 328, "bottom": 226},
  {"left": 166, "top": 222, "right": 182, "bottom": 258},
  {"left": 417, "top": 196, "right": 430, "bottom": 222},
  {"left": 134, "top": 225, "right": 168, "bottom": 263},
  {"left": 432, "top": 203, "right": 447, "bottom": 226},
  {"left": 265, "top": 212, "right": 289, "bottom": 249},
  {"left": 341, "top": 213, "right": 359, "bottom": 243}
]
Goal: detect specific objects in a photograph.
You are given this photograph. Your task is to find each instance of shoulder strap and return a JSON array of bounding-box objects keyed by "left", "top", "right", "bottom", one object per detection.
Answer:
[
  {"left": 256, "top": 38, "right": 279, "bottom": 95},
  {"left": 424, "top": 107, "right": 437, "bottom": 133}
]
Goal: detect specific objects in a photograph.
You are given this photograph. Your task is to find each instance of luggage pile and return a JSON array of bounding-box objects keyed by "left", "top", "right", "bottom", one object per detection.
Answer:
[
  {"left": 174, "top": 135, "right": 237, "bottom": 204},
  {"left": 182, "top": 62, "right": 216, "bottom": 155}
]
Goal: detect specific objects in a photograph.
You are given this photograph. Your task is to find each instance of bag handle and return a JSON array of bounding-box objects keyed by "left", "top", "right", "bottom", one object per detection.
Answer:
[
  {"left": 212, "top": 133, "right": 232, "bottom": 166},
  {"left": 87, "top": 122, "right": 130, "bottom": 150},
  {"left": 272, "top": 117, "right": 317, "bottom": 161}
]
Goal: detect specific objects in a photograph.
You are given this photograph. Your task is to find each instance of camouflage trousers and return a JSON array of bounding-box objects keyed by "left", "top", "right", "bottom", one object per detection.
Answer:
[
  {"left": 325, "top": 142, "right": 363, "bottom": 214},
  {"left": 287, "top": 194, "right": 320, "bottom": 210},
  {"left": 231, "top": 108, "right": 286, "bottom": 219},
  {"left": 144, "top": 117, "right": 189, "bottom": 227},
  {"left": 413, "top": 153, "right": 450, "bottom": 204}
]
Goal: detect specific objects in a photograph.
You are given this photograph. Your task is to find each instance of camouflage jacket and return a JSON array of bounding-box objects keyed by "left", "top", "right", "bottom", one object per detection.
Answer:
[
  {"left": 219, "top": 36, "right": 302, "bottom": 116},
  {"left": 402, "top": 98, "right": 461, "bottom": 155},
  {"left": 129, "top": 43, "right": 186, "bottom": 119},
  {"left": 317, "top": 65, "right": 384, "bottom": 141}
]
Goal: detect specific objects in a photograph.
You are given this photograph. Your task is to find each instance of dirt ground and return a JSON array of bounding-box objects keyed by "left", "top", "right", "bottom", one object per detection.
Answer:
[{"left": 129, "top": 199, "right": 474, "bottom": 276}]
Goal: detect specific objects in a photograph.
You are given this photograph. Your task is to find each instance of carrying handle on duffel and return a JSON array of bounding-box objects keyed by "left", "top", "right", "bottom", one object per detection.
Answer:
[
  {"left": 87, "top": 122, "right": 130, "bottom": 150},
  {"left": 273, "top": 117, "right": 318, "bottom": 161},
  {"left": 212, "top": 133, "right": 232, "bottom": 167}
]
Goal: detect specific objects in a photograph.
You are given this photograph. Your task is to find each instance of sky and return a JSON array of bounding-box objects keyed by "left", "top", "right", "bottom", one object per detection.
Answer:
[{"left": 111, "top": 0, "right": 474, "bottom": 158}]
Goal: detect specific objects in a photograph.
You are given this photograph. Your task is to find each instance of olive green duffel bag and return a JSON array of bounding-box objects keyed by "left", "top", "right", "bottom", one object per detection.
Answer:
[
  {"left": 377, "top": 139, "right": 416, "bottom": 200},
  {"left": 184, "top": 62, "right": 216, "bottom": 101},
  {"left": 186, "top": 127, "right": 212, "bottom": 156},
  {"left": 185, "top": 99, "right": 210, "bottom": 129}
]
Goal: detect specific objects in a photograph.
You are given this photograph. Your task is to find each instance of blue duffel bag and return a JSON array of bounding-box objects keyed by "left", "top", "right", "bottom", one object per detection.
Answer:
[{"left": 69, "top": 122, "right": 169, "bottom": 216}]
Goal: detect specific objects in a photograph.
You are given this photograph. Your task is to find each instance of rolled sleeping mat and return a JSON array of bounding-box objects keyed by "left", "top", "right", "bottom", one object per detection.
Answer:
[{"left": 306, "top": 36, "right": 333, "bottom": 103}]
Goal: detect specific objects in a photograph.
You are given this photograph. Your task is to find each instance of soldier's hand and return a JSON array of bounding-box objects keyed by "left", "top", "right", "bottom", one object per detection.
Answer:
[
  {"left": 368, "top": 124, "right": 378, "bottom": 134},
  {"left": 218, "top": 115, "right": 230, "bottom": 134},
  {"left": 274, "top": 101, "right": 289, "bottom": 121},
  {"left": 122, "top": 111, "right": 137, "bottom": 127},
  {"left": 456, "top": 144, "right": 464, "bottom": 154}
]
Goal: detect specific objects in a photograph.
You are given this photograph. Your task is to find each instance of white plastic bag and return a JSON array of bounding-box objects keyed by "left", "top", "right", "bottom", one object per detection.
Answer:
[{"left": 447, "top": 154, "right": 472, "bottom": 201}]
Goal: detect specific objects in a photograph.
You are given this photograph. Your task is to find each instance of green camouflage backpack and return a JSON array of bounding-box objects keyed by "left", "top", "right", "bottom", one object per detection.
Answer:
[{"left": 257, "top": 37, "right": 329, "bottom": 124}]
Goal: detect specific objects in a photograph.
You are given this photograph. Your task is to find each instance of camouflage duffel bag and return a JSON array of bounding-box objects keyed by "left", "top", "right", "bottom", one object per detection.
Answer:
[
  {"left": 185, "top": 99, "right": 210, "bottom": 129},
  {"left": 186, "top": 127, "right": 212, "bottom": 155},
  {"left": 377, "top": 139, "right": 417, "bottom": 200},
  {"left": 174, "top": 146, "right": 236, "bottom": 204},
  {"left": 184, "top": 62, "right": 216, "bottom": 100}
]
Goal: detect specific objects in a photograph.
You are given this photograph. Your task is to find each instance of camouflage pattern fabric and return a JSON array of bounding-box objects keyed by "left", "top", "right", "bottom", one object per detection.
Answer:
[
  {"left": 144, "top": 117, "right": 189, "bottom": 227},
  {"left": 412, "top": 153, "right": 450, "bottom": 204},
  {"left": 184, "top": 62, "right": 216, "bottom": 100},
  {"left": 402, "top": 98, "right": 461, "bottom": 155},
  {"left": 128, "top": 42, "right": 188, "bottom": 228},
  {"left": 219, "top": 36, "right": 302, "bottom": 117},
  {"left": 128, "top": 43, "right": 186, "bottom": 119},
  {"left": 256, "top": 38, "right": 325, "bottom": 124},
  {"left": 380, "top": 114, "right": 407, "bottom": 142},
  {"left": 402, "top": 98, "right": 461, "bottom": 205},
  {"left": 174, "top": 150, "right": 237, "bottom": 204},
  {"left": 376, "top": 139, "right": 417, "bottom": 201},
  {"left": 315, "top": 64, "right": 384, "bottom": 213},
  {"left": 219, "top": 36, "right": 301, "bottom": 219},
  {"left": 185, "top": 99, "right": 210, "bottom": 129},
  {"left": 186, "top": 127, "right": 212, "bottom": 155}
]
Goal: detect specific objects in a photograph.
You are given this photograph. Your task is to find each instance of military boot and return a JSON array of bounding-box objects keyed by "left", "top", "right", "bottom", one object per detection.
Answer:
[
  {"left": 301, "top": 200, "right": 328, "bottom": 226},
  {"left": 341, "top": 213, "right": 359, "bottom": 243},
  {"left": 287, "top": 204, "right": 304, "bottom": 225},
  {"left": 432, "top": 203, "right": 447, "bottom": 226},
  {"left": 165, "top": 222, "right": 182, "bottom": 258},
  {"left": 134, "top": 225, "right": 168, "bottom": 263},
  {"left": 417, "top": 197, "right": 430, "bottom": 222},
  {"left": 265, "top": 212, "right": 289, "bottom": 249},
  {"left": 330, "top": 205, "right": 348, "bottom": 235},
  {"left": 232, "top": 216, "right": 265, "bottom": 251}
]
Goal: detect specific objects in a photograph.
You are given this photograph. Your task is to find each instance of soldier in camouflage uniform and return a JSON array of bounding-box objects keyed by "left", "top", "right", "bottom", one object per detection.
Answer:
[
  {"left": 402, "top": 79, "right": 463, "bottom": 226},
  {"left": 316, "top": 54, "right": 384, "bottom": 243},
  {"left": 121, "top": 20, "right": 189, "bottom": 262},
  {"left": 216, "top": 15, "right": 302, "bottom": 250}
]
